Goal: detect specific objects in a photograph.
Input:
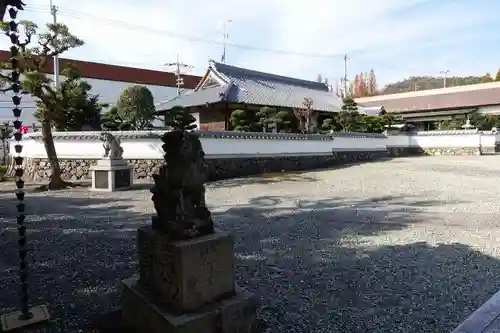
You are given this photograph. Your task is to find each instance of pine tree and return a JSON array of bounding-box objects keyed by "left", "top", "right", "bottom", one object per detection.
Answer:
[{"left": 165, "top": 106, "right": 197, "bottom": 131}]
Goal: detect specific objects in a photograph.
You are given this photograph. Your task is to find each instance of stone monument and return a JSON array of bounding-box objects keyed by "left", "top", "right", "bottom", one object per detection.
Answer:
[
  {"left": 121, "top": 127, "right": 257, "bottom": 333},
  {"left": 90, "top": 132, "right": 133, "bottom": 191}
]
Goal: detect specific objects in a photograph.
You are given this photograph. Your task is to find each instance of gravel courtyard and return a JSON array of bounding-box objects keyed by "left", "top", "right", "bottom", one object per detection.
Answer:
[{"left": 2, "top": 155, "right": 500, "bottom": 332}]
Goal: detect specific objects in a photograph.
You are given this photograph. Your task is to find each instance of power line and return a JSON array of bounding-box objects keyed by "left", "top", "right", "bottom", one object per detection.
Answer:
[{"left": 24, "top": 6, "right": 346, "bottom": 60}]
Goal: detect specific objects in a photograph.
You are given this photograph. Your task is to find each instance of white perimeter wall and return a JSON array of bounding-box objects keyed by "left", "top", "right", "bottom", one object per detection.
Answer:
[
  {"left": 9, "top": 129, "right": 498, "bottom": 160},
  {"left": 387, "top": 130, "right": 496, "bottom": 149}
]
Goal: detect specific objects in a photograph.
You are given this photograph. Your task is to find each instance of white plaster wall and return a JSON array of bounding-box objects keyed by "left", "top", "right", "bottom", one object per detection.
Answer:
[
  {"left": 410, "top": 135, "right": 482, "bottom": 148},
  {"left": 10, "top": 131, "right": 386, "bottom": 160},
  {"left": 481, "top": 134, "right": 496, "bottom": 148},
  {"left": 387, "top": 132, "right": 493, "bottom": 149},
  {"left": 386, "top": 135, "right": 410, "bottom": 147},
  {"left": 11, "top": 130, "right": 497, "bottom": 160}
]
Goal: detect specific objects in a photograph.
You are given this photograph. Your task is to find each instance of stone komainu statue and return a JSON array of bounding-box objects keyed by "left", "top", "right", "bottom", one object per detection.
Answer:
[
  {"left": 99, "top": 132, "right": 124, "bottom": 159},
  {"left": 151, "top": 130, "right": 214, "bottom": 240}
]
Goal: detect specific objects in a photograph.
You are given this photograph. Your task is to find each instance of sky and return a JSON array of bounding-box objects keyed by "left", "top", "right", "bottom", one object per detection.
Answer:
[{"left": 1, "top": 0, "right": 500, "bottom": 88}]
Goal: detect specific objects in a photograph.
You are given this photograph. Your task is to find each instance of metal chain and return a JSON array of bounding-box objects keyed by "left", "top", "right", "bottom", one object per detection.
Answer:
[{"left": 7, "top": 4, "right": 31, "bottom": 320}]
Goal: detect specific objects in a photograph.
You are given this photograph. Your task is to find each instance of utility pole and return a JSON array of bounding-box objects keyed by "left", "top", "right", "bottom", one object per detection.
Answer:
[
  {"left": 343, "top": 54, "right": 349, "bottom": 96},
  {"left": 50, "top": 0, "right": 60, "bottom": 88},
  {"left": 440, "top": 69, "right": 450, "bottom": 88},
  {"left": 164, "top": 54, "right": 193, "bottom": 95},
  {"left": 221, "top": 19, "right": 231, "bottom": 63}
]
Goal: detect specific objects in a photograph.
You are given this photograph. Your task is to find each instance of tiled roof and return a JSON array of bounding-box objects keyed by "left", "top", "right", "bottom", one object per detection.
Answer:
[
  {"left": 357, "top": 105, "right": 386, "bottom": 116},
  {"left": 157, "top": 61, "right": 343, "bottom": 112},
  {"left": 356, "top": 84, "right": 500, "bottom": 113},
  {"left": 156, "top": 83, "right": 234, "bottom": 109},
  {"left": 0, "top": 50, "right": 201, "bottom": 88}
]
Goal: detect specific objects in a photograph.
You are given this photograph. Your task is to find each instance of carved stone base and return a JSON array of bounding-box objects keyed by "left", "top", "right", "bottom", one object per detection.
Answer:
[
  {"left": 137, "top": 226, "right": 235, "bottom": 312},
  {"left": 122, "top": 277, "right": 257, "bottom": 333}
]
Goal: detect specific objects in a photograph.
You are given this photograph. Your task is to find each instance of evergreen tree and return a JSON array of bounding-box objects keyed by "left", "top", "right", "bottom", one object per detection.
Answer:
[
  {"left": 164, "top": 106, "right": 197, "bottom": 131},
  {"left": 230, "top": 109, "right": 253, "bottom": 132},
  {"left": 255, "top": 106, "right": 276, "bottom": 132},
  {"left": 0, "top": 20, "right": 84, "bottom": 190},
  {"left": 341, "top": 96, "right": 358, "bottom": 112},
  {"left": 274, "top": 110, "right": 296, "bottom": 133},
  {"left": 337, "top": 97, "right": 362, "bottom": 132},
  {"left": 101, "top": 106, "right": 132, "bottom": 131},
  {"left": 116, "top": 85, "right": 156, "bottom": 130}
]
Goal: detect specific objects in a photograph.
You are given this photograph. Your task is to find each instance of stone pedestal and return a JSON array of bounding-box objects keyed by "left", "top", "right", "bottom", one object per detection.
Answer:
[
  {"left": 90, "top": 158, "right": 133, "bottom": 192},
  {"left": 121, "top": 226, "right": 257, "bottom": 333}
]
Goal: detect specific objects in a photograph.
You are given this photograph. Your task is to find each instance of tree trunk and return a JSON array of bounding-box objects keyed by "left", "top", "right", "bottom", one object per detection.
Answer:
[
  {"left": 2, "top": 138, "right": 6, "bottom": 164},
  {"left": 41, "top": 120, "right": 66, "bottom": 189},
  {"left": 0, "top": 4, "right": 7, "bottom": 22}
]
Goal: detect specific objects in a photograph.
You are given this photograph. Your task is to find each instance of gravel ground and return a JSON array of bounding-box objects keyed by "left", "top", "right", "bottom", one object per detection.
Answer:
[{"left": 2, "top": 156, "right": 500, "bottom": 332}]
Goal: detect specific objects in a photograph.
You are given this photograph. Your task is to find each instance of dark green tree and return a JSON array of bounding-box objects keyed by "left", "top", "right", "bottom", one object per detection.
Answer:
[
  {"left": 341, "top": 96, "right": 358, "bottom": 112},
  {"left": 37, "top": 66, "right": 105, "bottom": 131},
  {"left": 320, "top": 117, "right": 336, "bottom": 132},
  {"left": 470, "top": 113, "right": 500, "bottom": 130},
  {"left": 101, "top": 106, "right": 132, "bottom": 131},
  {"left": 230, "top": 109, "right": 253, "bottom": 132},
  {"left": 165, "top": 106, "right": 197, "bottom": 131},
  {"left": 362, "top": 116, "right": 386, "bottom": 133},
  {"left": 382, "top": 114, "right": 403, "bottom": 130},
  {"left": 0, "top": 121, "right": 13, "bottom": 164},
  {"left": 274, "top": 110, "right": 296, "bottom": 133},
  {"left": 0, "top": 20, "right": 84, "bottom": 190},
  {"left": 335, "top": 111, "right": 363, "bottom": 132},
  {"left": 255, "top": 106, "right": 276, "bottom": 132},
  {"left": 116, "top": 85, "right": 156, "bottom": 130}
]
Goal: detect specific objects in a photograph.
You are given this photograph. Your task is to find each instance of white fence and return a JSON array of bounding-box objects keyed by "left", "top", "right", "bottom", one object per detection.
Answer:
[
  {"left": 387, "top": 130, "right": 496, "bottom": 151},
  {"left": 8, "top": 129, "right": 498, "bottom": 160},
  {"left": 10, "top": 131, "right": 387, "bottom": 160}
]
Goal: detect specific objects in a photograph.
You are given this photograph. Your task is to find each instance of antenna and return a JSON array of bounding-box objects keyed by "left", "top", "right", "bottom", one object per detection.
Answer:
[
  {"left": 164, "top": 54, "right": 193, "bottom": 95},
  {"left": 221, "top": 19, "right": 232, "bottom": 63}
]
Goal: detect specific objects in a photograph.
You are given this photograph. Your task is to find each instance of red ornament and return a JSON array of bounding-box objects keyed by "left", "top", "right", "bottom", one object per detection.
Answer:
[{"left": 19, "top": 125, "right": 28, "bottom": 134}]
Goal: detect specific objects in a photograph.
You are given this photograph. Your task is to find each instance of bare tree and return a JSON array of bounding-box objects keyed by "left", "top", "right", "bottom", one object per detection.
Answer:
[{"left": 293, "top": 97, "right": 314, "bottom": 133}]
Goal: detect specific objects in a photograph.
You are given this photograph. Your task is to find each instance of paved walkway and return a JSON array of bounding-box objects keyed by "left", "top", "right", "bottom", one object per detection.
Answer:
[{"left": 2, "top": 156, "right": 500, "bottom": 332}]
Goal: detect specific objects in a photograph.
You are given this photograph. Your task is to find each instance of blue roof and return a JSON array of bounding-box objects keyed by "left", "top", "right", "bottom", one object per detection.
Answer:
[{"left": 156, "top": 61, "right": 343, "bottom": 113}]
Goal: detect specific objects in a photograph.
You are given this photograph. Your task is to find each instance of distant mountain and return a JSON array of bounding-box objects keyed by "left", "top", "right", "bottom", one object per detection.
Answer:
[{"left": 380, "top": 76, "right": 485, "bottom": 95}]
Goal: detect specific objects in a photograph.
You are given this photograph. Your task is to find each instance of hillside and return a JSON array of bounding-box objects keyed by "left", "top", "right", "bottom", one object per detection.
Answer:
[{"left": 380, "top": 76, "right": 485, "bottom": 95}]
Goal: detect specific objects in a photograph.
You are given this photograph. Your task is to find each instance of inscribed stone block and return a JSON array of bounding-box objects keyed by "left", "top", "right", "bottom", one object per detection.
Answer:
[{"left": 137, "top": 226, "right": 235, "bottom": 312}]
